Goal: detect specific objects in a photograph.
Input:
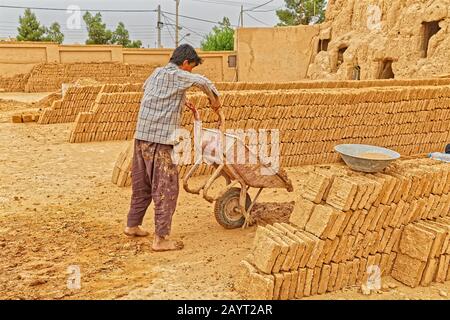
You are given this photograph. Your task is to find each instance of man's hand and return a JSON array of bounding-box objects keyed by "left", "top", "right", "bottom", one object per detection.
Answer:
[{"left": 185, "top": 101, "right": 200, "bottom": 121}]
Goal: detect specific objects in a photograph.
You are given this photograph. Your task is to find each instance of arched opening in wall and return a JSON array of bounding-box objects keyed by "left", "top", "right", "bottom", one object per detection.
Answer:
[
  {"left": 378, "top": 59, "right": 395, "bottom": 79},
  {"left": 421, "top": 21, "right": 442, "bottom": 58},
  {"left": 317, "top": 39, "right": 330, "bottom": 53},
  {"left": 337, "top": 46, "right": 347, "bottom": 68},
  {"left": 352, "top": 66, "right": 361, "bottom": 80}
]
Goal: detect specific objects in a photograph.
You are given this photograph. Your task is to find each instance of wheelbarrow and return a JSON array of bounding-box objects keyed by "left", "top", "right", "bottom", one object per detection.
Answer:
[{"left": 183, "top": 110, "right": 294, "bottom": 229}]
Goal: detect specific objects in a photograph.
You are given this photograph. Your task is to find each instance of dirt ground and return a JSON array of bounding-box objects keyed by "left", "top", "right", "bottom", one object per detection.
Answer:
[{"left": 0, "top": 93, "right": 449, "bottom": 300}]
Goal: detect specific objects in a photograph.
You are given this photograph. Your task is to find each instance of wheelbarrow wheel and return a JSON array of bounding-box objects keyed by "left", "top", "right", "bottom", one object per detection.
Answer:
[{"left": 214, "top": 187, "right": 251, "bottom": 229}]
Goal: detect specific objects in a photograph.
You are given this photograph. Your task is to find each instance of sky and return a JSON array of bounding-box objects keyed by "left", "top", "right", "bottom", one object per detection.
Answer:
[{"left": 0, "top": 0, "right": 287, "bottom": 48}]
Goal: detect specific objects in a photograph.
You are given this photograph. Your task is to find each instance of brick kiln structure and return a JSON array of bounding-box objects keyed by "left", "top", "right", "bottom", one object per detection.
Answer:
[
  {"left": 308, "top": 0, "right": 450, "bottom": 80},
  {"left": 235, "top": 159, "right": 450, "bottom": 299}
]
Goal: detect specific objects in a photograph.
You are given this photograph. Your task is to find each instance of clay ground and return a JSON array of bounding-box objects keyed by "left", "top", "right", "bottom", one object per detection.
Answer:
[{"left": 0, "top": 93, "right": 449, "bottom": 300}]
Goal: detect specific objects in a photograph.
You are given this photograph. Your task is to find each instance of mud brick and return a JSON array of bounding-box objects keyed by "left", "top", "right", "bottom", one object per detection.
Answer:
[
  {"left": 290, "top": 198, "right": 315, "bottom": 229},
  {"left": 252, "top": 227, "right": 282, "bottom": 273},
  {"left": 327, "top": 210, "right": 347, "bottom": 240},
  {"left": 391, "top": 253, "right": 426, "bottom": 288},
  {"left": 387, "top": 252, "right": 397, "bottom": 274},
  {"left": 328, "top": 262, "right": 339, "bottom": 292},
  {"left": 399, "top": 224, "right": 435, "bottom": 262},
  {"left": 332, "top": 234, "right": 349, "bottom": 262},
  {"left": 294, "top": 231, "right": 316, "bottom": 268},
  {"left": 364, "top": 177, "right": 382, "bottom": 209},
  {"left": 382, "top": 204, "right": 396, "bottom": 229},
  {"left": 420, "top": 258, "right": 439, "bottom": 286},
  {"left": 279, "top": 272, "right": 292, "bottom": 300},
  {"left": 12, "top": 115, "right": 23, "bottom": 123},
  {"left": 385, "top": 227, "right": 402, "bottom": 254},
  {"left": 308, "top": 238, "right": 325, "bottom": 268},
  {"left": 375, "top": 205, "right": 390, "bottom": 232},
  {"left": 310, "top": 266, "right": 322, "bottom": 296},
  {"left": 264, "top": 228, "right": 290, "bottom": 273},
  {"left": 273, "top": 273, "right": 284, "bottom": 300},
  {"left": 305, "top": 204, "right": 334, "bottom": 239},
  {"left": 236, "top": 260, "right": 274, "bottom": 300},
  {"left": 410, "top": 197, "right": 426, "bottom": 221},
  {"left": 389, "top": 200, "right": 406, "bottom": 228},
  {"left": 315, "top": 264, "right": 330, "bottom": 295},
  {"left": 362, "top": 231, "right": 377, "bottom": 258},
  {"left": 333, "top": 263, "right": 346, "bottom": 291},
  {"left": 272, "top": 224, "right": 302, "bottom": 271},
  {"left": 351, "top": 232, "right": 365, "bottom": 259},
  {"left": 303, "top": 268, "right": 314, "bottom": 297},
  {"left": 435, "top": 254, "right": 450, "bottom": 283},
  {"left": 351, "top": 209, "right": 368, "bottom": 236},
  {"left": 348, "top": 259, "right": 360, "bottom": 286},
  {"left": 342, "top": 210, "right": 359, "bottom": 235},
  {"left": 295, "top": 268, "right": 307, "bottom": 299},
  {"left": 303, "top": 172, "right": 333, "bottom": 204},
  {"left": 368, "top": 206, "right": 383, "bottom": 232},
  {"left": 358, "top": 179, "right": 376, "bottom": 210},
  {"left": 398, "top": 201, "right": 414, "bottom": 226},
  {"left": 360, "top": 206, "right": 378, "bottom": 234},
  {"left": 421, "top": 195, "right": 436, "bottom": 220},
  {"left": 343, "top": 235, "right": 356, "bottom": 261},
  {"left": 376, "top": 173, "right": 397, "bottom": 205},
  {"left": 326, "top": 177, "right": 358, "bottom": 211},
  {"left": 387, "top": 175, "right": 402, "bottom": 204},
  {"left": 341, "top": 261, "right": 353, "bottom": 289},
  {"left": 355, "top": 232, "right": 371, "bottom": 258},
  {"left": 369, "top": 230, "right": 384, "bottom": 256},
  {"left": 22, "top": 114, "right": 34, "bottom": 122},
  {"left": 414, "top": 222, "right": 444, "bottom": 259},
  {"left": 357, "top": 258, "right": 368, "bottom": 285},
  {"left": 337, "top": 210, "right": 354, "bottom": 236},
  {"left": 324, "top": 237, "right": 340, "bottom": 264},
  {"left": 350, "top": 179, "right": 368, "bottom": 211},
  {"left": 408, "top": 199, "right": 422, "bottom": 223},
  {"left": 279, "top": 223, "right": 307, "bottom": 270},
  {"left": 318, "top": 239, "right": 333, "bottom": 266},
  {"left": 288, "top": 270, "right": 299, "bottom": 300},
  {"left": 391, "top": 173, "right": 411, "bottom": 204},
  {"left": 379, "top": 253, "right": 390, "bottom": 276}
]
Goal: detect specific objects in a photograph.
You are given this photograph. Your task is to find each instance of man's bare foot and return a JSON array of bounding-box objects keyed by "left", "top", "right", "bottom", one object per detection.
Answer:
[
  {"left": 124, "top": 226, "right": 149, "bottom": 237},
  {"left": 152, "top": 235, "right": 184, "bottom": 252}
]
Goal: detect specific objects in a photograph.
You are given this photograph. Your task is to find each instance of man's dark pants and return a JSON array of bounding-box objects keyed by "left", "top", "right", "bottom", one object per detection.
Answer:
[{"left": 127, "top": 139, "right": 179, "bottom": 237}]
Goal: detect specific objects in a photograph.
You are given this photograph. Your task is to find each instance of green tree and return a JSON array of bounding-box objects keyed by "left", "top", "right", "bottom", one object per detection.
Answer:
[
  {"left": 111, "top": 22, "right": 142, "bottom": 48},
  {"left": 276, "top": 0, "right": 327, "bottom": 26},
  {"left": 16, "top": 8, "right": 47, "bottom": 41},
  {"left": 83, "top": 12, "right": 112, "bottom": 44},
  {"left": 44, "top": 22, "right": 64, "bottom": 44},
  {"left": 201, "top": 17, "right": 234, "bottom": 51}
]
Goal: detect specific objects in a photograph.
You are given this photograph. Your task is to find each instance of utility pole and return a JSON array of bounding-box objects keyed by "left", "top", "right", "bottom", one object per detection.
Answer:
[
  {"left": 157, "top": 5, "right": 162, "bottom": 48},
  {"left": 240, "top": 5, "right": 244, "bottom": 27},
  {"left": 175, "top": 0, "right": 180, "bottom": 47}
]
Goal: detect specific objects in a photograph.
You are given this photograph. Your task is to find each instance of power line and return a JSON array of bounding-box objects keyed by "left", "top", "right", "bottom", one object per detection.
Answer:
[
  {"left": 245, "top": 0, "right": 275, "bottom": 12},
  {"left": 161, "top": 10, "right": 239, "bottom": 27},
  {"left": 0, "top": 5, "right": 157, "bottom": 13},
  {"left": 162, "top": 13, "right": 207, "bottom": 39},
  {"left": 244, "top": 12, "right": 271, "bottom": 26}
]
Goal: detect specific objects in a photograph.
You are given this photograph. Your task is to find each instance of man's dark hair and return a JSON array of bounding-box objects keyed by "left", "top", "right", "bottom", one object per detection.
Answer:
[{"left": 170, "top": 44, "right": 203, "bottom": 66}]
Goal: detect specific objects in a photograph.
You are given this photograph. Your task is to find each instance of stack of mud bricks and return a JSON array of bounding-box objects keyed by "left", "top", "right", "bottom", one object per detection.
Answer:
[
  {"left": 11, "top": 112, "right": 41, "bottom": 123},
  {"left": 214, "top": 78, "right": 450, "bottom": 91},
  {"left": 0, "top": 73, "right": 30, "bottom": 92},
  {"left": 235, "top": 158, "right": 450, "bottom": 299},
  {"left": 38, "top": 83, "right": 143, "bottom": 125},
  {"left": 38, "top": 85, "right": 104, "bottom": 124},
  {"left": 23, "top": 62, "right": 155, "bottom": 92},
  {"left": 110, "top": 85, "right": 450, "bottom": 185},
  {"left": 112, "top": 143, "right": 133, "bottom": 187},
  {"left": 69, "top": 91, "right": 143, "bottom": 143}
]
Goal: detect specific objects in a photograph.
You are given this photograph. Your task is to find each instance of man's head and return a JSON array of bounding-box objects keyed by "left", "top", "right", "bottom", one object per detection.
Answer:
[{"left": 169, "top": 44, "right": 203, "bottom": 72}]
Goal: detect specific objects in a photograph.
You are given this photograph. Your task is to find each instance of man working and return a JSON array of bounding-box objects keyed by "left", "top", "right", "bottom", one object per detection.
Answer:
[{"left": 124, "top": 44, "right": 221, "bottom": 251}]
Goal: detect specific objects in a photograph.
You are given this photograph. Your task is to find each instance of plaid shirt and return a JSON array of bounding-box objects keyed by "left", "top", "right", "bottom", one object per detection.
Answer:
[{"left": 135, "top": 62, "right": 219, "bottom": 145}]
